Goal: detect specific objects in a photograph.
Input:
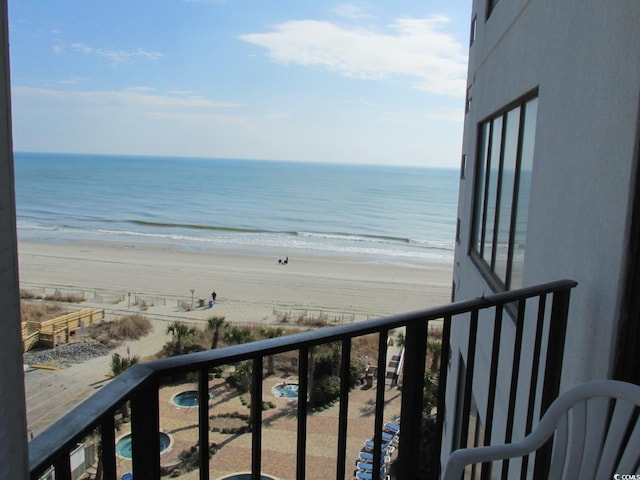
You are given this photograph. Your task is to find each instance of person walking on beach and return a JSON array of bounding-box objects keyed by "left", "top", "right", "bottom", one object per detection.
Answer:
[{"left": 211, "top": 291, "right": 217, "bottom": 304}]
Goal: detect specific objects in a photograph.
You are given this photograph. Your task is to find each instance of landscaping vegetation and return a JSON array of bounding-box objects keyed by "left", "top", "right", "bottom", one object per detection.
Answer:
[
  {"left": 20, "top": 302, "right": 67, "bottom": 323},
  {"left": 89, "top": 314, "right": 152, "bottom": 348},
  {"left": 20, "top": 289, "right": 85, "bottom": 303}
]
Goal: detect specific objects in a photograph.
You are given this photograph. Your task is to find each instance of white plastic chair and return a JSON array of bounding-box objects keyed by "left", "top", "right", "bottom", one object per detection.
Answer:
[{"left": 442, "top": 380, "right": 640, "bottom": 480}]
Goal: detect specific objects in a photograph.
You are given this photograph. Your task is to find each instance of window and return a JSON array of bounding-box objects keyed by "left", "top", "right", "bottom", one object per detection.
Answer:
[
  {"left": 470, "top": 15, "right": 477, "bottom": 46},
  {"left": 461, "top": 154, "right": 467, "bottom": 179},
  {"left": 471, "top": 94, "right": 538, "bottom": 290},
  {"left": 487, "top": 0, "right": 499, "bottom": 19}
]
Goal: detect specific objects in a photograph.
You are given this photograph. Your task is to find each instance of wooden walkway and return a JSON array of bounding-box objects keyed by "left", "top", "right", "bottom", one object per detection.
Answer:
[{"left": 22, "top": 308, "right": 105, "bottom": 351}]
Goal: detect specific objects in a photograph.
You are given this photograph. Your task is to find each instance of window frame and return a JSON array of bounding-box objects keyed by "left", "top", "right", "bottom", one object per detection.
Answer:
[{"left": 469, "top": 90, "right": 538, "bottom": 291}]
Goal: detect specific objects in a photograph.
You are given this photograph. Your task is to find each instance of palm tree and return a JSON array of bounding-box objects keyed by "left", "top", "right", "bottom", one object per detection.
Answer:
[
  {"left": 165, "top": 322, "right": 197, "bottom": 356},
  {"left": 225, "top": 326, "right": 255, "bottom": 346},
  {"left": 92, "top": 352, "right": 141, "bottom": 480},
  {"left": 260, "top": 327, "right": 285, "bottom": 375},
  {"left": 109, "top": 352, "right": 139, "bottom": 419},
  {"left": 207, "top": 316, "right": 228, "bottom": 350},
  {"left": 427, "top": 340, "right": 442, "bottom": 372},
  {"left": 110, "top": 352, "right": 139, "bottom": 377}
]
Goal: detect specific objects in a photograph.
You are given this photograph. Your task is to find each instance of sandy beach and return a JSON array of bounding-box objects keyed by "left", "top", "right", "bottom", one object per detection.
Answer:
[
  {"left": 18, "top": 239, "right": 452, "bottom": 323},
  {"left": 20, "top": 239, "right": 452, "bottom": 476}
]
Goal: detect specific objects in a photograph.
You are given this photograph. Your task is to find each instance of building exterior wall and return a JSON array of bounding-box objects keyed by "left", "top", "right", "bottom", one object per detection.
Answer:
[
  {"left": 0, "top": 0, "right": 29, "bottom": 477},
  {"left": 447, "top": 0, "right": 640, "bottom": 465}
]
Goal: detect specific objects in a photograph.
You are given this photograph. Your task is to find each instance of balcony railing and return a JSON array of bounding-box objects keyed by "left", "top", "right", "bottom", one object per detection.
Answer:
[{"left": 28, "top": 279, "right": 576, "bottom": 480}]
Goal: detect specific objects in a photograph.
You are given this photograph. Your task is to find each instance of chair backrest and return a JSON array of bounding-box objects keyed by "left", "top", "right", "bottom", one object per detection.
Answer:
[{"left": 443, "top": 380, "right": 640, "bottom": 480}]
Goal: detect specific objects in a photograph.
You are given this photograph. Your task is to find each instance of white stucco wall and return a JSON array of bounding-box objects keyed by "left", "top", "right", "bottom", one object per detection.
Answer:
[{"left": 447, "top": 0, "right": 640, "bottom": 465}]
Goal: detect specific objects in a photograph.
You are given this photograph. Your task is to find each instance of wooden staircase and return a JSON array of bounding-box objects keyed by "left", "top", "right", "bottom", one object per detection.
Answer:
[{"left": 22, "top": 308, "right": 105, "bottom": 351}]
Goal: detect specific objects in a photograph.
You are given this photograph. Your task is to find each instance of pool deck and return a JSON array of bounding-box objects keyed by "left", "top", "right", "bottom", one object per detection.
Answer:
[{"left": 114, "top": 375, "right": 401, "bottom": 480}]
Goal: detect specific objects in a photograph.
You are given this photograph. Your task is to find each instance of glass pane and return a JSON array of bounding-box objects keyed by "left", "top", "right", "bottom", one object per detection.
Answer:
[
  {"left": 494, "top": 106, "right": 521, "bottom": 281},
  {"left": 511, "top": 98, "right": 538, "bottom": 289},
  {"left": 483, "top": 116, "right": 503, "bottom": 267},
  {"left": 473, "top": 122, "right": 490, "bottom": 255}
]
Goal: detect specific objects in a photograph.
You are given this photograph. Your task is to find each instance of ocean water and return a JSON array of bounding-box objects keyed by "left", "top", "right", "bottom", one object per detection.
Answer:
[{"left": 13, "top": 152, "right": 459, "bottom": 266}]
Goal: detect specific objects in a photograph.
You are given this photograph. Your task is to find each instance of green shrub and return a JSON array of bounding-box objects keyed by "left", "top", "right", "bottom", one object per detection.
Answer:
[
  {"left": 226, "top": 361, "right": 252, "bottom": 393},
  {"left": 349, "top": 359, "right": 365, "bottom": 388},
  {"left": 313, "top": 354, "right": 336, "bottom": 380},
  {"left": 310, "top": 375, "right": 340, "bottom": 408},
  {"left": 313, "top": 353, "right": 363, "bottom": 388}
]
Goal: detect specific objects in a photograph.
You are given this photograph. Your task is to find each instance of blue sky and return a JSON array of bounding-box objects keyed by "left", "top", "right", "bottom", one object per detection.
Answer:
[{"left": 8, "top": 1, "right": 471, "bottom": 167}]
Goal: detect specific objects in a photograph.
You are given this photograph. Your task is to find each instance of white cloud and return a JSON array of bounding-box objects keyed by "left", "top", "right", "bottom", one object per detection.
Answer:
[
  {"left": 126, "top": 86, "right": 157, "bottom": 93},
  {"left": 146, "top": 111, "right": 249, "bottom": 125},
  {"left": 12, "top": 86, "right": 241, "bottom": 110},
  {"left": 239, "top": 15, "right": 467, "bottom": 97},
  {"left": 330, "top": 4, "right": 373, "bottom": 19},
  {"left": 64, "top": 42, "right": 165, "bottom": 66},
  {"left": 57, "top": 76, "right": 88, "bottom": 86}
]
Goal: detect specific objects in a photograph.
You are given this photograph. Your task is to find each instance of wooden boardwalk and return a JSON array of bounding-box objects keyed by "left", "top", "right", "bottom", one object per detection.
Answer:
[{"left": 22, "top": 308, "right": 105, "bottom": 351}]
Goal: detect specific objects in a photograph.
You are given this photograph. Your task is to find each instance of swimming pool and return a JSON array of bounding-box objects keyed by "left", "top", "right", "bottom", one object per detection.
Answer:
[
  {"left": 172, "top": 390, "right": 199, "bottom": 407},
  {"left": 272, "top": 383, "right": 299, "bottom": 399},
  {"left": 115, "top": 432, "right": 171, "bottom": 459}
]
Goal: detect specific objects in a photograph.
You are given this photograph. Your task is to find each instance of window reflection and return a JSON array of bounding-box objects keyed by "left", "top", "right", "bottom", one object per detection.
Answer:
[{"left": 472, "top": 94, "right": 537, "bottom": 289}]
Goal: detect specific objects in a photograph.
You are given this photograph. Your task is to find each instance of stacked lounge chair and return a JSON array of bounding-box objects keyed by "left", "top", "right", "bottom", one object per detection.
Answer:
[{"left": 354, "top": 418, "right": 400, "bottom": 479}]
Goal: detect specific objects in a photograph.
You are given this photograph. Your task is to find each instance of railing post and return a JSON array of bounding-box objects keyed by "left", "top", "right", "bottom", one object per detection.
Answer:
[
  {"left": 199, "top": 367, "right": 210, "bottom": 480},
  {"left": 373, "top": 329, "right": 389, "bottom": 480},
  {"left": 251, "top": 356, "right": 263, "bottom": 480},
  {"left": 435, "top": 314, "right": 452, "bottom": 477},
  {"left": 397, "top": 320, "right": 428, "bottom": 478},
  {"left": 337, "top": 339, "right": 352, "bottom": 480},
  {"left": 53, "top": 453, "right": 71, "bottom": 480},
  {"left": 520, "top": 294, "right": 547, "bottom": 478},
  {"left": 533, "top": 287, "right": 572, "bottom": 479},
  {"left": 460, "top": 310, "right": 479, "bottom": 451},
  {"left": 480, "top": 305, "right": 503, "bottom": 480},
  {"left": 501, "top": 300, "right": 527, "bottom": 480},
  {"left": 296, "top": 347, "right": 309, "bottom": 480},
  {"left": 101, "top": 414, "right": 116, "bottom": 480},
  {"left": 131, "top": 378, "right": 161, "bottom": 480}
]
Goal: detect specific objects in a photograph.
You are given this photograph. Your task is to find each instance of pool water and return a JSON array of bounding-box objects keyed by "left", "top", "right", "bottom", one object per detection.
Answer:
[
  {"left": 272, "top": 383, "right": 299, "bottom": 399},
  {"left": 116, "top": 433, "right": 171, "bottom": 459},
  {"left": 173, "top": 390, "right": 199, "bottom": 407}
]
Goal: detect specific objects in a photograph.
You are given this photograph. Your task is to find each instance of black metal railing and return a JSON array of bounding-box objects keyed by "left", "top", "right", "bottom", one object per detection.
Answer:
[{"left": 28, "top": 279, "right": 577, "bottom": 480}]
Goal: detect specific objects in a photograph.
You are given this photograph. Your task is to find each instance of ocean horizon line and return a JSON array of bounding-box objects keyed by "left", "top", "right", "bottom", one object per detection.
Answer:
[{"left": 13, "top": 150, "right": 459, "bottom": 171}]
